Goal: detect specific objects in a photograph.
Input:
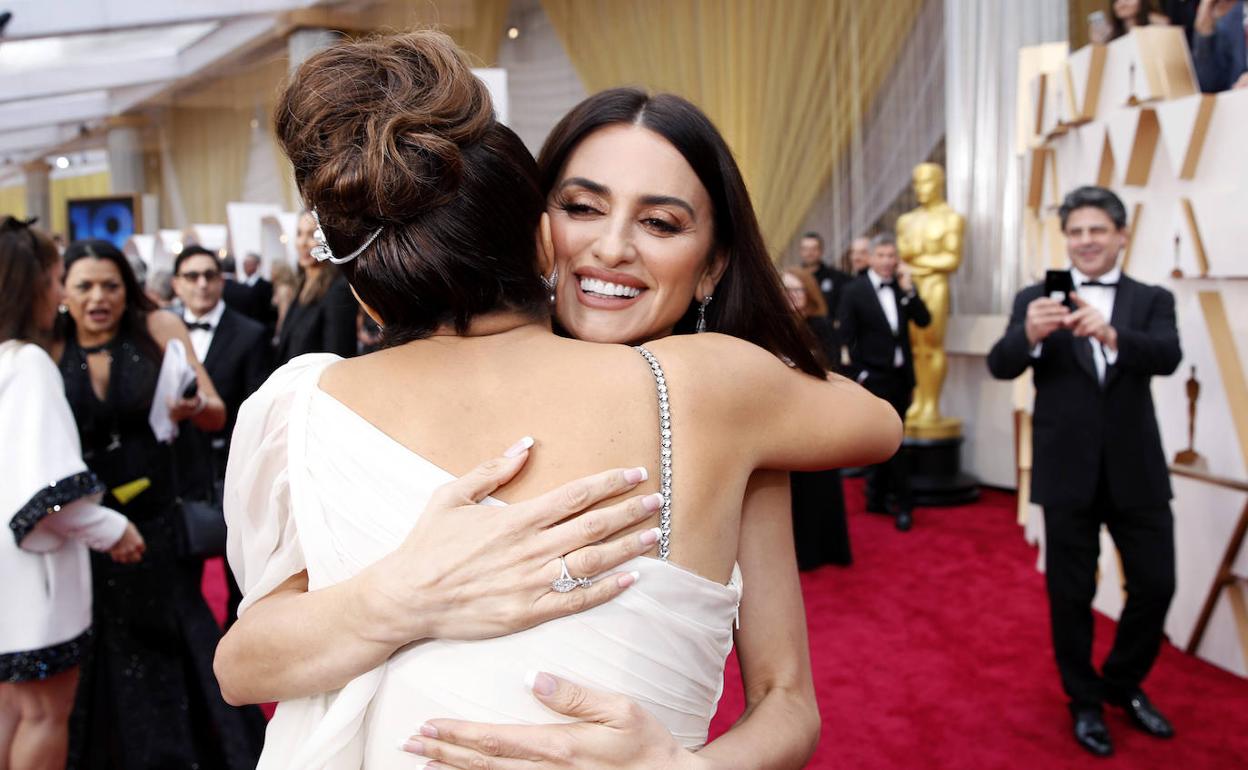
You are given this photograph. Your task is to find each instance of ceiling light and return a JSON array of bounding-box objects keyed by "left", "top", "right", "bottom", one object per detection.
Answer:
[
  {"left": 507, "top": 26, "right": 520, "bottom": 39},
  {"left": 54, "top": 156, "right": 70, "bottom": 169}
]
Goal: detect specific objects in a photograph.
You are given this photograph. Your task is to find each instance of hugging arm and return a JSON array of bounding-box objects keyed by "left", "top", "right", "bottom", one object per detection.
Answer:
[
  {"left": 410, "top": 471, "right": 819, "bottom": 770},
  {"left": 214, "top": 446, "right": 659, "bottom": 705}
]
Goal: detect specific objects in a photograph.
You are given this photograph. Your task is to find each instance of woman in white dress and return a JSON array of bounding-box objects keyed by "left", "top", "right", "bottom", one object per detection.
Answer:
[
  {"left": 221, "top": 31, "right": 900, "bottom": 769},
  {"left": 0, "top": 218, "right": 144, "bottom": 770}
]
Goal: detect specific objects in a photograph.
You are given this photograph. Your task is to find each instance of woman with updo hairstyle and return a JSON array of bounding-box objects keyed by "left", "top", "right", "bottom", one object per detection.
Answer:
[
  {"left": 219, "top": 29, "right": 900, "bottom": 767},
  {"left": 0, "top": 219, "right": 141, "bottom": 769}
]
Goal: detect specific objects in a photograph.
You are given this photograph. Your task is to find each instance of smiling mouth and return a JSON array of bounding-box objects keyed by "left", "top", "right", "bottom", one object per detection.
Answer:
[{"left": 579, "top": 276, "right": 643, "bottom": 299}]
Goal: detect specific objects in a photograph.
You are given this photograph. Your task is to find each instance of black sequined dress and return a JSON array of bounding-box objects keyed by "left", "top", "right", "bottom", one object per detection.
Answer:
[{"left": 59, "top": 333, "right": 264, "bottom": 769}]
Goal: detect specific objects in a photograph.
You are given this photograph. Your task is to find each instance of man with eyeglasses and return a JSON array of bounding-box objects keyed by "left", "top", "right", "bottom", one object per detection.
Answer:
[{"left": 172, "top": 245, "right": 271, "bottom": 626}]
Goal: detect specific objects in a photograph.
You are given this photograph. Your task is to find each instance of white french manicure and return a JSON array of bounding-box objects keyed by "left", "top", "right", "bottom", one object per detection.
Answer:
[{"left": 504, "top": 436, "right": 534, "bottom": 458}]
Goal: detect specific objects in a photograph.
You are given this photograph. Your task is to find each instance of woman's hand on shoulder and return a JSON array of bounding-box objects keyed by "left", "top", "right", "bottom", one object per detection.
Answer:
[
  {"left": 356, "top": 441, "right": 666, "bottom": 645},
  {"left": 405, "top": 672, "right": 707, "bottom": 770}
]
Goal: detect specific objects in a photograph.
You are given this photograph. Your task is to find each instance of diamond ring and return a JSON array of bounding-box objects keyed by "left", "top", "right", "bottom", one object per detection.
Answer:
[{"left": 551, "top": 556, "right": 592, "bottom": 593}]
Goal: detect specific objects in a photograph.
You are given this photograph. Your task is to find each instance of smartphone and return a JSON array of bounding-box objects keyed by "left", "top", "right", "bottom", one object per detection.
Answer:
[
  {"left": 1044, "top": 269, "right": 1076, "bottom": 311},
  {"left": 181, "top": 380, "right": 199, "bottom": 400}
]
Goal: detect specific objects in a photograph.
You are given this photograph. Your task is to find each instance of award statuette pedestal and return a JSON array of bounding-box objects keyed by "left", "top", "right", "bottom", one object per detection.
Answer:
[{"left": 902, "top": 422, "right": 981, "bottom": 507}]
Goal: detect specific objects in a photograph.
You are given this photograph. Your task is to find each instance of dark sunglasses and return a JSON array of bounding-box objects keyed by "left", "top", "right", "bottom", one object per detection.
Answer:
[{"left": 177, "top": 269, "right": 221, "bottom": 283}]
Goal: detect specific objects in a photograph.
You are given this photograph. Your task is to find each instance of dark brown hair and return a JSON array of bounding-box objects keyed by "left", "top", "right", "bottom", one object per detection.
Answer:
[
  {"left": 0, "top": 217, "right": 59, "bottom": 344},
  {"left": 58, "top": 239, "right": 161, "bottom": 361},
  {"left": 537, "top": 88, "right": 824, "bottom": 378},
  {"left": 274, "top": 30, "right": 547, "bottom": 346},
  {"left": 1110, "top": 0, "right": 1160, "bottom": 40}
]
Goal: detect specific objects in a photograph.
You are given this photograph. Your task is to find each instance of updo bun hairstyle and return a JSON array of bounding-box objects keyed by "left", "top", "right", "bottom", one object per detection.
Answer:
[{"left": 274, "top": 30, "right": 547, "bottom": 346}]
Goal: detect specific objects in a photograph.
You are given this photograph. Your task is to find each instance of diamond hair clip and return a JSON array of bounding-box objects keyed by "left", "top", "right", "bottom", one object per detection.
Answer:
[{"left": 310, "top": 209, "right": 383, "bottom": 265}]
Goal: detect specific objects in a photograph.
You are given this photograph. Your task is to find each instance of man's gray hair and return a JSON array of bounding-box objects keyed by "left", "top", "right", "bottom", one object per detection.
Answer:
[{"left": 869, "top": 232, "right": 897, "bottom": 251}]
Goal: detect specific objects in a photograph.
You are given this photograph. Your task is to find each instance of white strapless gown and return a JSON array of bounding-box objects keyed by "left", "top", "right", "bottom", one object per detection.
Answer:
[{"left": 224, "top": 355, "right": 742, "bottom": 769}]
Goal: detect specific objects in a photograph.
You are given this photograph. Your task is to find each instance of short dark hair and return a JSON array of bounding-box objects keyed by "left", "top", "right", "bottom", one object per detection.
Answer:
[
  {"left": 174, "top": 244, "right": 221, "bottom": 275},
  {"left": 0, "top": 217, "right": 59, "bottom": 344},
  {"left": 1059, "top": 186, "right": 1127, "bottom": 230},
  {"left": 801, "top": 232, "right": 824, "bottom": 246},
  {"left": 275, "top": 30, "right": 547, "bottom": 347},
  {"left": 538, "top": 88, "right": 824, "bottom": 379},
  {"left": 59, "top": 239, "right": 161, "bottom": 360}
]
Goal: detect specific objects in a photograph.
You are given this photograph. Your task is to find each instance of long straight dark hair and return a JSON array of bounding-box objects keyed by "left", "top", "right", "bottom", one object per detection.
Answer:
[
  {"left": 58, "top": 239, "right": 162, "bottom": 361},
  {"left": 538, "top": 88, "right": 824, "bottom": 378},
  {"left": 0, "top": 217, "right": 59, "bottom": 345}
]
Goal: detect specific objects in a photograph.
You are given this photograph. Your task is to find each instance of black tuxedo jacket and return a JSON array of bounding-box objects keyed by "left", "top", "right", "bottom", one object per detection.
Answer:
[
  {"left": 274, "top": 276, "right": 359, "bottom": 366},
  {"left": 224, "top": 278, "right": 276, "bottom": 328},
  {"left": 837, "top": 274, "right": 931, "bottom": 388},
  {"left": 986, "top": 276, "right": 1181, "bottom": 510},
  {"left": 176, "top": 307, "right": 270, "bottom": 494},
  {"left": 813, "top": 264, "right": 851, "bottom": 319}
]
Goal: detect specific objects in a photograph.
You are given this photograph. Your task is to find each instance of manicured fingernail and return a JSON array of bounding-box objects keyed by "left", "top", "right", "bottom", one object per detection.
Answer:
[
  {"left": 642, "top": 493, "right": 663, "bottom": 512},
  {"left": 398, "top": 738, "right": 424, "bottom": 754},
  {"left": 504, "top": 436, "right": 534, "bottom": 457},
  {"left": 525, "top": 669, "right": 557, "bottom": 696},
  {"left": 617, "top": 570, "right": 641, "bottom": 588},
  {"left": 419, "top": 723, "right": 438, "bottom": 738},
  {"left": 639, "top": 526, "right": 661, "bottom": 545},
  {"left": 624, "top": 466, "right": 648, "bottom": 484}
]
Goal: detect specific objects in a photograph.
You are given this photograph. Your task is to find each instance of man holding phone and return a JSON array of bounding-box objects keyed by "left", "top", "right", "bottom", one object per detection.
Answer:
[{"left": 987, "top": 187, "right": 1181, "bottom": 757}]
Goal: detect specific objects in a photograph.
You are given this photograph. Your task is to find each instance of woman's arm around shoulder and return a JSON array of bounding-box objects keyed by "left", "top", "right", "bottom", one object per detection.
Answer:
[{"left": 648, "top": 333, "right": 902, "bottom": 473}]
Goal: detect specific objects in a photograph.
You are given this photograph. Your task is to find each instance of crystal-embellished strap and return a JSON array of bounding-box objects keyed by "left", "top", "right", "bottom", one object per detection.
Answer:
[{"left": 633, "top": 346, "right": 672, "bottom": 561}]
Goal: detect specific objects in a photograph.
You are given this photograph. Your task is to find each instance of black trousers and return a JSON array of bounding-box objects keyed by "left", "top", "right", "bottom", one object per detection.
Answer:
[
  {"left": 861, "top": 369, "right": 913, "bottom": 513},
  {"left": 1042, "top": 466, "right": 1175, "bottom": 712}
]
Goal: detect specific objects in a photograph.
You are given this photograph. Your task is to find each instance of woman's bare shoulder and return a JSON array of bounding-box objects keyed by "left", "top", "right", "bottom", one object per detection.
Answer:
[{"left": 145, "top": 308, "right": 186, "bottom": 346}]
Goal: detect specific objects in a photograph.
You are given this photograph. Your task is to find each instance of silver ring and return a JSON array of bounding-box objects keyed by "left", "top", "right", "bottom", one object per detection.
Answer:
[{"left": 551, "top": 556, "right": 592, "bottom": 593}]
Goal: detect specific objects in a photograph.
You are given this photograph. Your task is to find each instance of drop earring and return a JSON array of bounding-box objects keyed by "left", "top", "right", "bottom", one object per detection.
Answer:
[
  {"left": 541, "top": 268, "right": 558, "bottom": 303},
  {"left": 696, "top": 295, "right": 713, "bottom": 333}
]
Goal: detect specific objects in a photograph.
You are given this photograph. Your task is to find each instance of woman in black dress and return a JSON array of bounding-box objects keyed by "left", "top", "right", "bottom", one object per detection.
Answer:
[
  {"left": 274, "top": 211, "right": 360, "bottom": 366},
  {"left": 782, "top": 267, "right": 852, "bottom": 568},
  {"left": 54, "top": 240, "right": 264, "bottom": 768}
]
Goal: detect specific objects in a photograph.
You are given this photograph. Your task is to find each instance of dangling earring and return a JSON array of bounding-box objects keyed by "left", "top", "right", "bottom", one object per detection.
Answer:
[
  {"left": 696, "top": 295, "right": 713, "bottom": 333},
  {"left": 541, "top": 268, "right": 558, "bottom": 304},
  {"left": 58, "top": 304, "right": 68, "bottom": 315}
]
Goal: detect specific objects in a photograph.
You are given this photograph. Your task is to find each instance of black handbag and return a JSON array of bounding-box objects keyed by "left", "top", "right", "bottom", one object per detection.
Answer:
[{"left": 169, "top": 434, "right": 227, "bottom": 559}]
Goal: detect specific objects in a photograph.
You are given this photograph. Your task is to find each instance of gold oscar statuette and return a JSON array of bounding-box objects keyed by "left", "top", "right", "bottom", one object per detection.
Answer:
[
  {"left": 897, "top": 163, "right": 966, "bottom": 440},
  {"left": 1173, "top": 365, "right": 1206, "bottom": 470}
]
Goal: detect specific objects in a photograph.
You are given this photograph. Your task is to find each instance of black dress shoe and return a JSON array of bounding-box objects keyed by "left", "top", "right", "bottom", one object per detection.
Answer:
[
  {"left": 1073, "top": 709, "right": 1113, "bottom": 757},
  {"left": 894, "top": 510, "right": 913, "bottom": 531},
  {"left": 1114, "top": 691, "right": 1175, "bottom": 738}
]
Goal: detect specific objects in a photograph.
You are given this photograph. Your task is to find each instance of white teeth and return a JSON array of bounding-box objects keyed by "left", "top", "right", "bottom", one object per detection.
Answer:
[{"left": 579, "top": 277, "right": 641, "bottom": 298}]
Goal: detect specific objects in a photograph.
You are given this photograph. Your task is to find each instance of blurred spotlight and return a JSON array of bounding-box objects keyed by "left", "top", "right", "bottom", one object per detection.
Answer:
[
  {"left": 278, "top": 234, "right": 289, "bottom": 244},
  {"left": 507, "top": 26, "right": 519, "bottom": 39},
  {"left": 54, "top": 156, "right": 70, "bottom": 169},
  {"left": 171, "top": 241, "right": 183, "bottom": 253},
  {"left": 250, "top": 118, "right": 259, "bottom": 129}
]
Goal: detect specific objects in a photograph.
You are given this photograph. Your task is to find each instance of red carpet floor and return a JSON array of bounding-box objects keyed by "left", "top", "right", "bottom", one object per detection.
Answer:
[{"left": 203, "top": 478, "right": 1248, "bottom": 768}]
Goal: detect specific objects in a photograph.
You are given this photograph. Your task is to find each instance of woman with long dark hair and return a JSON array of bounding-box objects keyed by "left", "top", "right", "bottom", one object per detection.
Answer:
[
  {"left": 52, "top": 239, "right": 264, "bottom": 768},
  {"left": 216, "top": 31, "right": 898, "bottom": 767},
  {"left": 0, "top": 219, "right": 143, "bottom": 770}
]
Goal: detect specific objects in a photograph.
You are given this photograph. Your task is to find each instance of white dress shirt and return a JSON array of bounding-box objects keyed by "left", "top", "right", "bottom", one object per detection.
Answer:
[
  {"left": 1032, "top": 265, "right": 1120, "bottom": 384},
  {"left": 867, "top": 269, "right": 906, "bottom": 368},
  {"left": 184, "top": 300, "right": 226, "bottom": 364}
]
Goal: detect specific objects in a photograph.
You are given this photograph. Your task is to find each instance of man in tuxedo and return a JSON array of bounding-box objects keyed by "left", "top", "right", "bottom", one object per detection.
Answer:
[
  {"left": 838, "top": 233, "right": 930, "bottom": 531},
  {"left": 987, "top": 186, "right": 1181, "bottom": 756},
  {"left": 799, "top": 231, "right": 851, "bottom": 320},
  {"left": 172, "top": 245, "right": 271, "bottom": 626}
]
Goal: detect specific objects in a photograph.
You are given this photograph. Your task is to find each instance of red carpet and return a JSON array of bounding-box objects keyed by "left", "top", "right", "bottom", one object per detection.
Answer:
[{"left": 203, "top": 479, "right": 1248, "bottom": 768}]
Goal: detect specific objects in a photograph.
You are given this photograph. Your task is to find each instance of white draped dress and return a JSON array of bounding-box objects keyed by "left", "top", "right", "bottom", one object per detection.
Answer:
[{"left": 225, "top": 354, "right": 742, "bottom": 769}]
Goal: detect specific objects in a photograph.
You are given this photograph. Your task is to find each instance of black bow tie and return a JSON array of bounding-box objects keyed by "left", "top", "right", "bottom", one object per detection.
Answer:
[
  {"left": 877, "top": 280, "right": 898, "bottom": 291},
  {"left": 1079, "top": 280, "right": 1117, "bottom": 288},
  {"left": 186, "top": 321, "right": 213, "bottom": 332}
]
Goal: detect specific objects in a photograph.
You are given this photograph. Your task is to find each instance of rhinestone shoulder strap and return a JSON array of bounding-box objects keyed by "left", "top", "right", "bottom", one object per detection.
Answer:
[{"left": 633, "top": 345, "right": 672, "bottom": 560}]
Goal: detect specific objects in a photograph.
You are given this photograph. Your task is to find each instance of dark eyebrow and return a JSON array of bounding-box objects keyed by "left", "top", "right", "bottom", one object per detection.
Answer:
[{"left": 559, "top": 177, "right": 696, "bottom": 219}]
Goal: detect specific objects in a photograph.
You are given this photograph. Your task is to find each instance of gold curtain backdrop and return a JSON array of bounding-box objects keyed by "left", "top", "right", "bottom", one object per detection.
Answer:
[
  {"left": 0, "top": 186, "right": 25, "bottom": 221},
  {"left": 542, "top": 0, "right": 925, "bottom": 254}
]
